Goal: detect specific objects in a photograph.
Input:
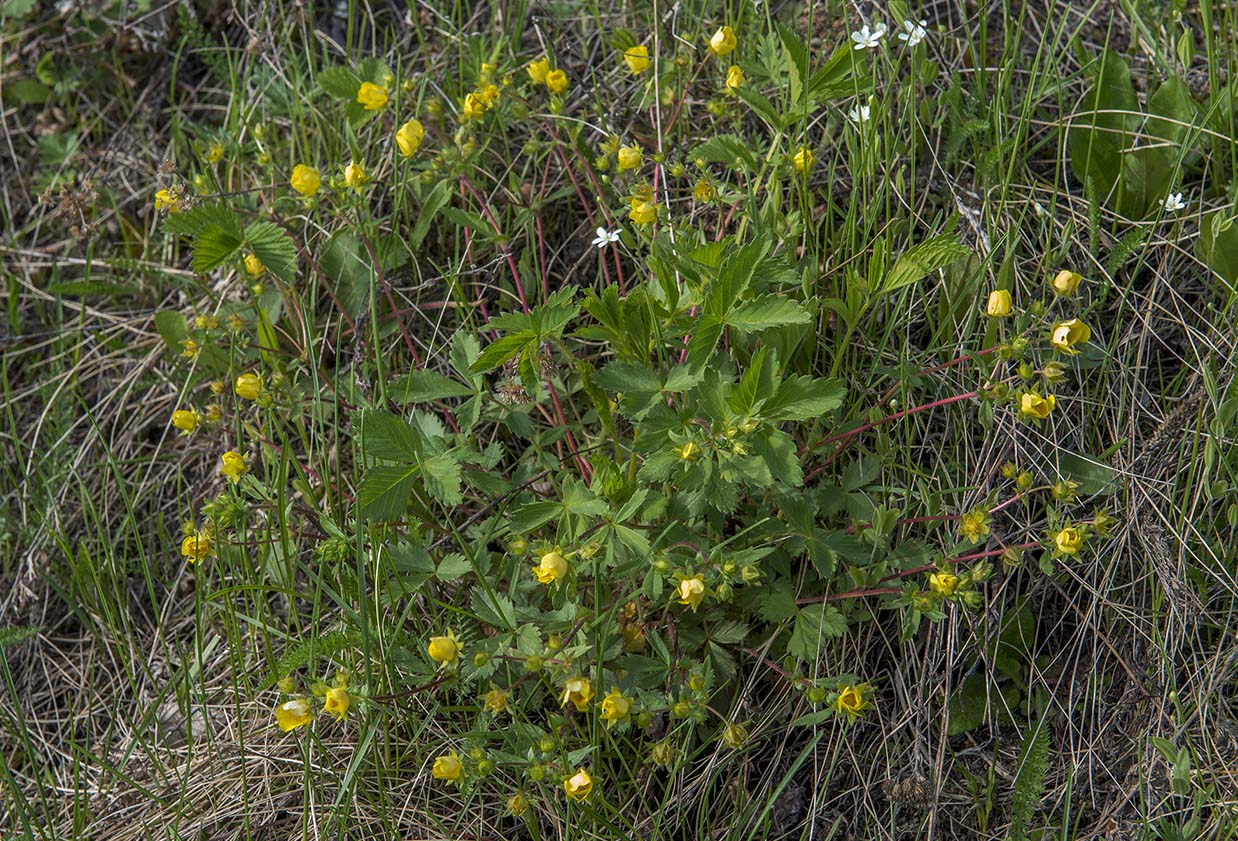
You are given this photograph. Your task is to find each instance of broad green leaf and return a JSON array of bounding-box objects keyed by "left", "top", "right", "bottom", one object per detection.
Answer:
[
  {"left": 318, "top": 66, "right": 361, "bottom": 99},
  {"left": 388, "top": 369, "right": 477, "bottom": 403},
  {"left": 594, "top": 362, "right": 661, "bottom": 394},
  {"left": 162, "top": 204, "right": 242, "bottom": 239},
  {"left": 763, "top": 375, "right": 845, "bottom": 421},
  {"left": 357, "top": 464, "right": 416, "bottom": 521},
  {"left": 420, "top": 452, "right": 462, "bottom": 507},
  {"left": 690, "top": 134, "right": 756, "bottom": 170},
  {"left": 191, "top": 226, "right": 242, "bottom": 274},
  {"left": 881, "top": 235, "right": 971, "bottom": 296},
  {"left": 509, "top": 501, "right": 561, "bottom": 533},
  {"left": 435, "top": 553, "right": 473, "bottom": 582},
  {"left": 320, "top": 233, "right": 371, "bottom": 318},
  {"left": 1197, "top": 211, "right": 1238, "bottom": 290},
  {"left": 946, "top": 673, "right": 989, "bottom": 735},
  {"left": 724, "top": 295, "right": 811, "bottom": 332},
  {"left": 471, "top": 331, "right": 536, "bottom": 373},
  {"left": 154, "top": 310, "right": 189, "bottom": 353},
  {"left": 411, "top": 179, "right": 453, "bottom": 250},
  {"left": 734, "top": 86, "right": 781, "bottom": 127},
  {"left": 1056, "top": 450, "right": 1115, "bottom": 495},
  {"left": 788, "top": 605, "right": 849, "bottom": 660},
  {"left": 245, "top": 221, "right": 298, "bottom": 286},
  {"left": 360, "top": 410, "right": 422, "bottom": 462}
]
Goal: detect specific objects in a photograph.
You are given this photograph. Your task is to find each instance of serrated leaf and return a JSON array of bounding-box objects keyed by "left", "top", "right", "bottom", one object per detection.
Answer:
[
  {"left": 471, "top": 332, "right": 536, "bottom": 373},
  {"left": 360, "top": 410, "right": 422, "bottom": 462},
  {"left": 708, "top": 619, "right": 750, "bottom": 645},
  {"left": 435, "top": 553, "right": 473, "bottom": 581},
  {"left": 191, "top": 227, "right": 243, "bottom": 274},
  {"left": 162, "top": 204, "right": 242, "bottom": 239},
  {"left": 881, "top": 235, "right": 971, "bottom": 296},
  {"left": 724, "top": 295, "right": 811, "bottom": 332},
  {"left": 509, "top": 501, "right": 561, "bottom": 533},
  {"left": 320, "top": 233, "right": 371, "bottom": 318},
  {"left": 763, "top": 376, "right": 845, "bottom": 421},
  {"left": 471, "top": 587, "right": 517, "bottom": 630},
  {"left": 245, "top": 221, "right": 298, "bottom": 285},
  {"left": 594, "top": 362, "right": 661, "bottom": 394},
  {"left": 735, "top": 85, "right": 781, "bottom": 127},
  {"left": 690, "top": 134, "right": 756, "bottom": 170},
  {"left": 357, "top": 464, "right": 417, "bottom": 521},
  {"left": 154, "top": 310, "right": 189, "bottom": 353},
  {"left": 758, "top": 589, "right": 799, "bottom": 621},
  {"left": 318, "top": 66, "right": 362, "bottom": 99},
  {"left": 420, "top": 452, "right": 462, "bottom": 507},
  {"left": 788, "top": 605, "right": 849, "bottom": 660},
  {"left": 388, "top": 369, "right": 477, "bottom": 403}
]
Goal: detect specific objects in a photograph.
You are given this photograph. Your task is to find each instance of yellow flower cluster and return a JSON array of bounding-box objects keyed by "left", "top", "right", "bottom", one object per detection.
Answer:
[{"left": 527, "top": 57, "right": 569, "bottom": 94}]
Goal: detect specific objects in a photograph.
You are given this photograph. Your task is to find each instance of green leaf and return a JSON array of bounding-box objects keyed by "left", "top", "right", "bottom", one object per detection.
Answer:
[
  {"left": 946, "top": 673, "right": 989, "bottom": 735},
  {"left": 435, "top": 553, "right": 473, "bottom": 582},
  {"left": 807, "top": 44, "right": 871, "bottom": 101},
  {"left": 411, "top": 179, "right": 453, "bottom": 250},
  {"left": 594, "top": 362, "right": 662, "bottom": 394},
  {"left": 162, "top": 204, "right": 243, "bottom": 239},
  {"left": 3, "top": 79, "right": 50, "bottom": 104},
  {"left": 509, "top": 501, "right": 561, "bottom": 533},
  {"left": 1197, "top": 210, "right": 1238, "bottom": 290},
  {"left": 0, "top": 625, "right": 41, "bottom": 649},
  {"left": 320, "top": 233, "right": 371, "bottom": 318},
  {"left": 530, "top": 287, "right": 581, "bottom": 337},
  {"left": 758, "top": 589, "right": 799, "bottom": 622},
  {"left": 318, "top": 66, "right": 362, "bottom": 99},
  {"left": 708, "top": 619, "right": 750, "bottom": 645},
  {"left": 788, "top": 605, "right": 848, "bottom": 660},
  {"left": 734, "top": 86, "right": 781, "bottom": 127},
  {"left": 388, "top": 369, "right": 477, "bottom": 403},
  {"left": 1056, "top": 450, "right": 1115, "bottom": 495},
  {"left": 690, "top": 134, "right": 756, "bottom": 170},
  {"left": 763, "top": 375, "right": 845, "bottom": 421},
  {"left": 154, "top": 310, "right": 189, "bottom": 354},
  {"left": 777, "top": 24, "right": 809, "bottom": 105},
  {"left": 360, "top": 410, "right": 422, "bottom": 462},
  {"left": 724, "top": 295, "right": 811, "bottom": 332},
  {"left": 420, "top": 452, "right": 462, "bottom": 507},
  {"left": 357, "top": 464, "right": 417, "bottom": 521},
  {"left": 245, "top": 221, "right": 298, "bottom": 286},
  {"left": 471, "top": 331, "right": 536, "bottom": 373},
  {"left": 882, "top": 235, "right": 971, "bottom": 296},
  {"left": 191, "top": 227, "right": 243, "bottom": 274}
]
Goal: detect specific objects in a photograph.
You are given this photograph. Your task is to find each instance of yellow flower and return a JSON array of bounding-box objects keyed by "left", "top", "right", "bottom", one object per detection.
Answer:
[
  {"left": 532, "top": 549, "right": 568, "bottom": 584},
  {"left": 1053, "top": 526, "right": 1083, "bottom": 556},
  {"left": 235, "top": 372, "right": 262, "bottom": 400},
  {"left": 708, "top": 25, "right": 737, "bottom": 57},
  {"left": 623, "top": 45, "right": 651, "bottom": 74},
  {"left": 275, "top": 699, "right": 311, "bottom": 732},
  {"left": 289, "top": 164, "right": 321, "bottom": 197},
  {"left": 792, "top": 146, "right": 814, "bottom": 174},
  {"left": 1050, "top": 269, "right": 1083, "bottom": 296},
  {"left": 693, "top": 179, "right": 716, "bottom": 203},
  {"left": 986, "top": 289, "right": 1013, "bottom": 317},
  {"left": 545, "top": 69, "right": 569, "bottom": 94},
  {"left": 1050, "top": 318, "right": 1091, "bottom": 354},
  {"left": 394, "top": 119, "right": 425, "bottom": 158},
  {"left": 675, "top": 440, "right": 700, "bottom": 461},
  {"left": 1019, "top": 392, "right": 1056, "bottom": 420},
  {"left": 180, "top": 338, "right": 199, "bottom": 358},
  {"left": 154, "top": 187, "right": 185, "bottom": 212},
  {"left": 677, "top": 576, "right": 706, "bottom": 610},
  {"left": 561, "top": 676, "right": 594, "bottom": 711},
  {"left": 563, "top": 768, "right": 593, "bottom": 801},
  {"left": 461, "top": 92, "right": 487, "bottom": 120},
  {"left": 220, "top": 450, "right": 247, "bottom": 482},
  {"left": 484, "top": 686, "right": 509, "bottom": 714},
  {"left": 427, "top": 629, "right": 460, "bottom": 665},
  {"left": 834, "top": 684, "right": 870, "bottom": 720},
  {"left": 616, "top": 145, "right": 643, "bottom": 172},
  {"left": 527, "top": 57, "right": 550, "bottom": 85},
  {"left": 204, "top": 142, "right": 224, "bottom": 164},
  {"left": 958, "top": 509, "right": 990, "bottom": 542},
  {"left": 476, "top": 83, "right": 500, "bottom": 106},
  {"left": 356, "top": 81, "right": 389, "bottom": 111},
  {"left": 722, "top": 722, "right": 747, "bottom": 749},
  {"left": 194, "top": 315, "right": 218, "bottom": 330},
  {"left": 324, "top": 686, "right": 351, "bottom": 720},
  {"left": 432, "top": 751, "right": 463, "bottom": 781},
  {"left": 171, "top": 409, "right": 199, "bottom": 433},
  {"left": 181, "top": 532, "right": 212, "bottom": 564},
  {"left": 929, "top": 571, "right": 958, "bottom": 596},
  {"left": 629, "top": 197, "right": 658, "bottom": 225},
  {"left": 506, "top": 792, "right": 529, "bottom": 816},
  {"left": 344, "top": 161, "right": 368, "bottom": 189},
  {"left": 725, "top": 64, "right": 744, "bottom": 93},
  {"left": 600, "top": 690, "right": 632, "bottom": 723},
  {"left": 243, "top": 253, "right": 264, "bottom": 276}
]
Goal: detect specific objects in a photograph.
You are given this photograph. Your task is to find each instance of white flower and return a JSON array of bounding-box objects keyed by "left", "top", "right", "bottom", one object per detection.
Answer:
[
  {"left": 592, "top": 227, "right": 621, "bottom": 248},
  {"left": 848, "top": 103, "right": 872, "bottom": 123},
  {"left": 850, "top": 22, "right": 887, "bottom": 50},
  {"left": 898, "top": 19, "right": 928, "bottom": 47},
  {"left": 1159, "top": 192, "right": 1187, "bottom": 212}
]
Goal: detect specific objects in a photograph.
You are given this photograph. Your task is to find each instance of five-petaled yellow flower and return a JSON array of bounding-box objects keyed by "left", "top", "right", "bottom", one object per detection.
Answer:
[
  {"left": 986, "top": 289, "right": 1012, "bottom": 317},
  {"left": 693, "top": 179, "right": 716, "bottom": 202},
  {"left": 1050, "top": 318, "right": 1090, "bottom": 354},
  {"left": 1053, "top": 526, "right": 1083, "bottom": 556},
  {"left": 243, "top": 253, "right": 264, "bottom": 276},
  {"left": 600, "top": 690, "right": 632, "bottom": 723},
  {"left": 624, "top": 45, "right": 651, "bottom": 74},
  {"left": 958, "top": 509, "right": 990, "bottom": 542},
  {"left": 235, "top": 372, "right": 262, "bottom": 400},
  {"left": 677, "top": 576, "right": 706, "bottom": 610},
  {"left": 929, "top": 571, "right": 958, "bottom": 596},
  {"left": 1019, "top": 391, "right": 1056, "bottom": 420},
  {"left": 204, "top": 142, "right": 224, "bottom": 164},
  {"left": 792, "top": 146, "right": 814, "bottom": 174},
  {"left": 324, "top": 686, "right": 351, "bottom": 720},
  {"left": 433, "top": 751, "right": 463, "bottom": 781},
  {"left": 344, "top": 161, "right": 369, "bottom": 189},
  {"left": 545, "top": 69, "right": 569, "bottom": 94},
  {"left": 396, "top": 119, "right": 425, "bottom": 157},
  {"left": 564, "top": 768, "right": 593, "bottom": 801},
  {"left": 561, "top": 676, "right": 594, "bottom": 711},
  {"left": 220, "top": 451, "right": 247, "bottom": 482},
  {"left": 527, "top": 57, "right": 550, "bottom": 85},
  {"left": 290, "top": 164, "right": 321, "bottom": 197},
  {"left": 476, "top": 83, "right": 500, "bottom": 107},
  {"left": 428, "top": 629, "right": 460, "bottom": 664},
  {"left": 617, "top": 145, "right": 643, "bottom": 172},
  {"left": 356, "top": 81, "right": 389, "bottom": 111},
  {"left": 629, "top": 197, "right": 657, "bottom": 225},
  {"left": 171, "top": 409, "right": 199, "bottom": 433},
  {"left": 834, "top": 684, "right": 871, "bottom": 720},
  {"left": 461, "top": 92, "right": 487, "bottom": 120},
  {"left": 484, "top": 686, "right": 509, "bottom": 714},
  {"left": 533, "top": 549, "right": 568, "bottom": 584},
  {"left": 1050, "top": 269, "right": 1082, "bottom": 296},
  {"left": 154, "top": 187, "right": 185, "bottom": 212},
  {"left": 725, "top": 64, "right": 744, "bottom": 93},
  {"left": 275, "top": 699, "right": 311, "bottom": 732},
  {"left": 708, "top": 25, "right": 737, "bottom": 57},
  {"left": 181, "top": 532, "right": 212, "bottom": 564}
]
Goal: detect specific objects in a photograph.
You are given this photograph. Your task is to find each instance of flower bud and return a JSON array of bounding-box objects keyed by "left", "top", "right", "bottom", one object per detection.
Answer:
[{"left": 524, "top": 655, "right": 543, "bottom": 672}]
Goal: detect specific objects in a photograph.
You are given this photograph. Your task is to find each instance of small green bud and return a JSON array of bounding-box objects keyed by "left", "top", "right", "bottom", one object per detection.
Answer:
[
  {"left": 524, "top": 655, "right": 543, "bottom": 672},
  {"left": 807, "top": 686, "right": 827, "bottom": 704},
  {"left": 741, "top": 565, "right": 761, "bottom": 583},
  {"left": 672, "top": 701, "right": 693, "bottom": 718},
  {"left": 472, "top": 651, "right": 490, "bottom": 668},
  {"left": 527, "top": 762, "right": 545, "bottom": 781},
  {"left": 537, "top": 734, "right": 555, "bottom": 753}
]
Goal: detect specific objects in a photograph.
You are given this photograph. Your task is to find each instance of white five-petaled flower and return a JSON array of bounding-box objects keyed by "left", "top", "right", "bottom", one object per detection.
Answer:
[
  {"left": 1159, "top": 192, "right": 1187, "bottom": 212},
  {"left": 898, "top": 19, "right": 928, "bottom": 47},
  {"left": 592, "top": 227, "right": 621, "bottom": 248},
  {"left": 851, "top": 22, "right": 887, "bottom": 50},
  {"left": 848, "top": 103, "right": 872, "bottom": 123}
]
